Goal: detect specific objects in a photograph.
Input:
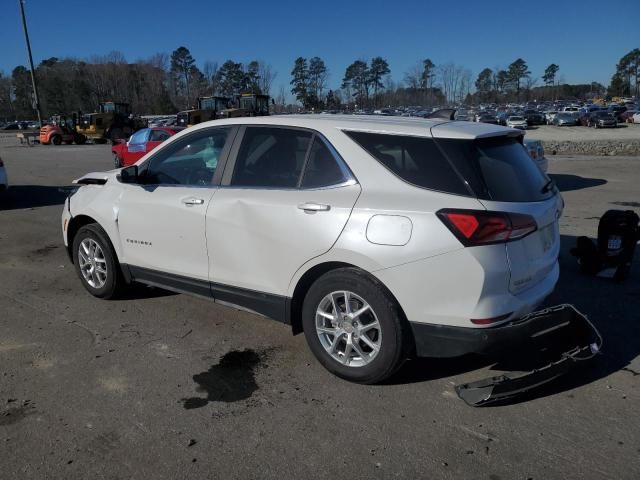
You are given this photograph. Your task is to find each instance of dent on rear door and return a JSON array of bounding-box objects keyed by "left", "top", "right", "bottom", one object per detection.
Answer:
[{"left": 480, "top": 195, "right": 562, "bottom": 294}]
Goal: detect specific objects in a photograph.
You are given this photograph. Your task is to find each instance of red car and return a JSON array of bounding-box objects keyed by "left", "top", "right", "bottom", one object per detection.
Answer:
[{"left": 112, "top": 127, "right": 183, "bottom": 168}]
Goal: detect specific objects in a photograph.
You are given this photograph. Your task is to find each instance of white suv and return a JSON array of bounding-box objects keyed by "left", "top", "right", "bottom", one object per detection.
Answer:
[{"left": 62, "top": 115, "right": 562, "bottom": 383}]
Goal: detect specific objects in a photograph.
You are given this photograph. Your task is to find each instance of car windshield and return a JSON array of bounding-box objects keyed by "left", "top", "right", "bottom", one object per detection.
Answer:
[
  {"left": 509, "top": 116, "right": 524, "bottom": 121},
  {"left": 436, "top": 136, "right": 553, "bottom": 202}
]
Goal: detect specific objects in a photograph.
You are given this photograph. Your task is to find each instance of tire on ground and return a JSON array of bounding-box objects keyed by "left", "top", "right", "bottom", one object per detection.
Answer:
[
  {"left": 71, "top": 223, "right": 126, "bottom": 299},
  {"left": 302, "top": 267, "right": 409, "bottom": 384}
]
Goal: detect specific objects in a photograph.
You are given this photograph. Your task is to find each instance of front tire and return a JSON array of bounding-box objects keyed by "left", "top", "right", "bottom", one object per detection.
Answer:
[
  {"left": 52, "top": 135, "right": 62, "bottom": 145},
  {"left": 72, "top": 224, "right": 125, "bottom": 299},
  {"left": 302, "top": 268, "right": 408, "bottom": 384}
]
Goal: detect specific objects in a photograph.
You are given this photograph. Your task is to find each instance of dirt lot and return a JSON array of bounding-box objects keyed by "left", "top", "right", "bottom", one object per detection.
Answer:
[{"left": 1, "top": 143, "right": 639, "bottom": 479}]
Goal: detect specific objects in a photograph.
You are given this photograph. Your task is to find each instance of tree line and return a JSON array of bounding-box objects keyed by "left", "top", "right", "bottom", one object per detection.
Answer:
[
  {"left": 0, "top": 46, "right": 276, "bottom": 120},
  {"left": 0, "top": 46, "right": 636, "bottom": 120}
]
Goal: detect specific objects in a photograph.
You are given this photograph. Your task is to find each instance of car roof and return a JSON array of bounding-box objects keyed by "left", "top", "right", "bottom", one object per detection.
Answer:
[{"left": 191, "top": 114, "right": 519, "bottom": 140}]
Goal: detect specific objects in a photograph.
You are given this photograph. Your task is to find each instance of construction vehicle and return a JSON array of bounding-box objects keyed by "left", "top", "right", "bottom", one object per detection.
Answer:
[
  {"left": 177, "top": 96, "right": 230, "bottom": 128},
  {"left": 76, "top": 102, "right": 145, "bottom": 144},
  {"left": 40, "top": 114, "right": 87, "bottom": 145},
  {"left": 223, "top": 94, "right": 271, "bottom": 118}
]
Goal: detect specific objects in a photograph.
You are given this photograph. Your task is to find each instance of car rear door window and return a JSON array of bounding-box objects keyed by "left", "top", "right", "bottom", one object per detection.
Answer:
[
  {"left": 300, "top": 137, "right": 350, "bottom": 189},
  {"left": 345, "top": 131, "right": 469, "bottom": 195},
  {"left": 231, "top": 127, "right": 312, "bottom": 188}
]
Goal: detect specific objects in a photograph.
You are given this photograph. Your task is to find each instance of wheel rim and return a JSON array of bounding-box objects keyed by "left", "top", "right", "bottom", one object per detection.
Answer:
[
  {"left": 78, "top": 238, "right": 108, "bottom": 289},
  {"left": 315, "top": 290, "right": 382, "bottom": 367}
]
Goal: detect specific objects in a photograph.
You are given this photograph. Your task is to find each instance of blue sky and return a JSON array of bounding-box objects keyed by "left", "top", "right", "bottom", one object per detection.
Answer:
[{"left": 2, "top": 0, "right": 638, "bottom": 98}]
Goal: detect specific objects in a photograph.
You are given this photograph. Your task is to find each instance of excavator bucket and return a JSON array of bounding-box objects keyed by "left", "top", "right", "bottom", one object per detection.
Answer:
[{"left": 456, "top": 304, "right": 602, "bottom": 407}]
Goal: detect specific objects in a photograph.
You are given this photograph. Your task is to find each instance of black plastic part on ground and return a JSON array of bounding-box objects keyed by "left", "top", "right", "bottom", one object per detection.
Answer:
[{"left": 455, "top": 304, "right": 602, "bottom": 407}]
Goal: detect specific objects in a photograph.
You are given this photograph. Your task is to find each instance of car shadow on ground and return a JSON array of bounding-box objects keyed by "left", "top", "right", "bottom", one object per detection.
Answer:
[
  {"left": 389, "top": 233, "right": 640, "bottom": 406},
  {"left": 0, "top": 185, "right": 69, "bottom": 210},
  {"left": 548, "top": 174, "right": 607, "bottom": 192}
]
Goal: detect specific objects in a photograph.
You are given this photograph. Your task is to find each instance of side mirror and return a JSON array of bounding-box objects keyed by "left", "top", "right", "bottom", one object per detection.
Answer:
[{"left": 118, "top": 165, "right": 138, "bottom": 184}]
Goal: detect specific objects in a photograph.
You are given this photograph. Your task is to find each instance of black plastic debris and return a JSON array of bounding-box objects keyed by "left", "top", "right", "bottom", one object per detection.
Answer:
[
  {"left": 456, "top": 304, "right": 602, "bottom": 407},
  {"left": 571, "top": 209, "right": 639, "bottom": 281}
]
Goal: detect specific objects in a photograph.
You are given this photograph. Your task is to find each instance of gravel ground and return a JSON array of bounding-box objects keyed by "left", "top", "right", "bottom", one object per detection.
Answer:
[
  {"left": 0, "top": 143, "right": 639, "bottom": 479},
  {"left": 525, "top": 123, "right": 640, "bottom": 143}
]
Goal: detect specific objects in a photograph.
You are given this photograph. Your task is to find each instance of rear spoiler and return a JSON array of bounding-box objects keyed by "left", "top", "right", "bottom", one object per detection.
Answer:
[
  {"left": 426, "top": 108, "right": 457, "bottom": 120},
  {"left": 456, "top": 304, "right": 602, "bottom": 407}
]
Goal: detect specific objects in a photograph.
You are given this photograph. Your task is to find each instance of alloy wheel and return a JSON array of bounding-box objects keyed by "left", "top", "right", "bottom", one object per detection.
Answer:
[
  {"left": 315, "top": 290, "right": 382, "bottom": 367},
  {"left": 78, "top": 238, "right": 108, "bottom": 289}
]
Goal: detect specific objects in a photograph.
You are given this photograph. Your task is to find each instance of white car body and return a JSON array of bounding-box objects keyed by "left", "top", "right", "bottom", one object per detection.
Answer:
[
  {"left": 506, "top": 116, "right": 528, "bottom": 129},
  {"left": 62, "top": 115, "right": 563, "bottom": 379},
  {"left": 633, "top": 112, "right": 640, "bottom": 124}
]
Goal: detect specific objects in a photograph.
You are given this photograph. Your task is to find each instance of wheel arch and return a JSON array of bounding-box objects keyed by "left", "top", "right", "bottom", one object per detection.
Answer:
[
  {"left": 66, "top": 214, "right": 100, "bottom": 263},
  {"left": 288, "top": 262, "right": 414, "bottom": 354},
  {"left": 66, "top": 214, "right": 131, "bottom": 283}
]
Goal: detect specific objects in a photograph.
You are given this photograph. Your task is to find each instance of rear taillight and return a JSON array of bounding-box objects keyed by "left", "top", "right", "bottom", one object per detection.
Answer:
[{"left": 437, "top": 209, "right": 537, "bottom": 246}]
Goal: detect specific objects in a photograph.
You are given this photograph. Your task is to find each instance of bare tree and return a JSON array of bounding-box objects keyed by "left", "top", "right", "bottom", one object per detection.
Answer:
[
  {"left": 403, "top": 62, "right": 422, "bottom": 90},
  {"left": 258, "top": 62, "right": 277, "bottom": 96}
]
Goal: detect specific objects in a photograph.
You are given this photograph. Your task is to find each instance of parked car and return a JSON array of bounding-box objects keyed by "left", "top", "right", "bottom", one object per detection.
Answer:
[
  {"left": 477, "top": 114, "right": 498, "bottom": 124},
  {"left": 506, "top": 116, "right": 528, "bottom": 129},
  {"left": 111, "top": 127, "right": 183, "bottom": 168},
  {"left": 553, "top": 113, "right": 578, "bottom": 126},
  {"left": 608, "top": 105, "right": 627, "bottom": 121},
  {"left": 619, "top": 110, "right": 637, "bottom": 123},
  {"left": 0, "top": 156, "right": 8, "bottom": 194},
  {"left": 633, "top": 112, "right": 640, "bottom": 124},
  {"left": 2, "top": 123, "right": 20, "bottom": 130},
  {"left": 589, "top": 111, "right": 617, "bottom": 128},
  {"left": 544, "top": 111, "right": 558, "bottom": 124},
  {"left": 577, "top": 112, "right": 594, "bottom": 126},
  {"left": 523, "top": 139, "right": 548, "bottom": 173},
  {"left": 495, "top": 111, "right": 510, "bottom": 125},
  {"left": 63, "top": 115, "right": 563, "bottom": 383},
  {"left": 523, "top": 110, "right": 545, "bottom": 126}
]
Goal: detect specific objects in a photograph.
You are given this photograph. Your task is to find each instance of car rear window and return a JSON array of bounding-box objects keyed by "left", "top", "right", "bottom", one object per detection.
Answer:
[
  {"left": 436, "top": 136, "right": 553, "bottom": 202},
  {"left": 344, "top": 131, "right": 469, "bottom": 196}
]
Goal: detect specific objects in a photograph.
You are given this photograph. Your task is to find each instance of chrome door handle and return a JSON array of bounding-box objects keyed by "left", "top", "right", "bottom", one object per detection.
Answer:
[
  {"left": 182, "top": 197, "right": 205, "bottom": 206},
  {"left": 298, "top": 202, "right": 331, "bottom": 212}
]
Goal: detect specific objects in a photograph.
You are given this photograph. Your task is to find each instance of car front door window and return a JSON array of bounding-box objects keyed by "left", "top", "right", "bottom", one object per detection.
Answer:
[{"left": 142, "top": 128, "right": 231, "bottom": 186}]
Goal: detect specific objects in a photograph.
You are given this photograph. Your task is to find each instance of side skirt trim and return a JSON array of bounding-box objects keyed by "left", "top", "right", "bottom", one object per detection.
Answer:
[{"left": 126, "top": 265, "right": 290, "bottom": 324}]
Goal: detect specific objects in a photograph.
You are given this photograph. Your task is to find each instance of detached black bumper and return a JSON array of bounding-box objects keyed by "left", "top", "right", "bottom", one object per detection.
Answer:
[{"left": 410, "top": 305, "right": 603, "bottom": 406}]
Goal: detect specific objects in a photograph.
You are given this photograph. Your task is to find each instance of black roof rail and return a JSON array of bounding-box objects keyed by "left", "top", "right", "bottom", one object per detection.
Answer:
[{"left": 425, "top": 108, "right": 457, "bottom": 121}]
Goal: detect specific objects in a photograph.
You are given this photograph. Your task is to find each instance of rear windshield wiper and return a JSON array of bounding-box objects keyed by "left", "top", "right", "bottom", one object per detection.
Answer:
[{"left": 540, "top": 178, "right": 555, "bottom": 193}]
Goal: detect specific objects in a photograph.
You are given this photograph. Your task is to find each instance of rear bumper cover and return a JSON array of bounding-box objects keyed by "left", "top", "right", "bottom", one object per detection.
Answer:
[{"left": 411, "top": 304, "right": 603, "bottom": 406}]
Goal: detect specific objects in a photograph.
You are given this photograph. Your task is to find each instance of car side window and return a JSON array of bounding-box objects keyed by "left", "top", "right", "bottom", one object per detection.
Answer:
[
  {"left": 300, "top": 137, "right": 350, "bottom": 189},
  {"left": 231, "top": 127, "right": 312, "bottom": 188},
  {"left": 129, "top": 129, "right": 150, "bottom": 145},
  {"left": 142, "top": 128, "right": 230, "bottom": 186},
  {"left": 149, "top": 130, "right": 171, "bottom": 142}
]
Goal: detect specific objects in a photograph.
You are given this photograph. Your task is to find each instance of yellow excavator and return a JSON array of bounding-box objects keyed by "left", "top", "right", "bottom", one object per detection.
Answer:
[
  {"left": 76, "top": 102, "right": 145, "bottom": 143},
  {"left": 222, "top": 94, "right": 271, "bottom": 118},
  {"left": 177, "top": 96, "right": 230, "bottom": 128}
]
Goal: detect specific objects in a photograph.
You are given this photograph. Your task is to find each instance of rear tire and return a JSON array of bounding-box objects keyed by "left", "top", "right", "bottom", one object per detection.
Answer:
[
  {"left": 72, "top": 224, "right": 125, "bottom": 299},
  {"left": 302, "top": 268, "right": 408, "bottom": 384}
]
